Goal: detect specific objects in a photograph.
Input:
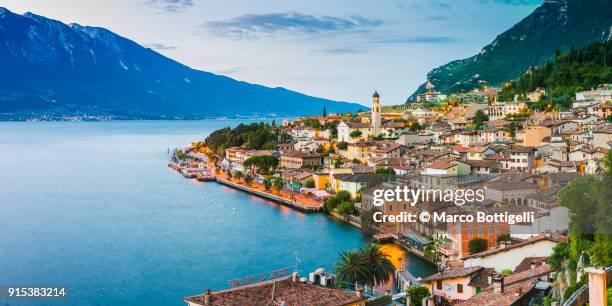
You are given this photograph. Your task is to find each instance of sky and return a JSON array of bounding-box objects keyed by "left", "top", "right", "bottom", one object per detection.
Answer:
[{"left": 0, "top": 0, "right": 542, "bottom": 106}]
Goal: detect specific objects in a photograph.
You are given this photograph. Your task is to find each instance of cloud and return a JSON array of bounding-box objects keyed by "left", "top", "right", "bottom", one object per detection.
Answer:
[
  {"left": 372, "top": 36, "right": 459, "bottom": 44},
  {"left": 145, "top": 43, "right": 178, "bottom": 50},
  {"left": 201, "top": 12, "right": 383, "bottom": 39},
  {"left": 144, "top": 0, "right": 194, "bottom": 13},
  {"left": 480, "top": 0, "right": 542, "bottom": 5},
  {"left": 315, "top": 46, "right": 363, "bottom": 54}
]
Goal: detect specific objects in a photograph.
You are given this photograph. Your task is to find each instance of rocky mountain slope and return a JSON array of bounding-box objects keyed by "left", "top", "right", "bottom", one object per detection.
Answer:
[{"left": 408, "top": 0, "right": 612, "bottom": 101}]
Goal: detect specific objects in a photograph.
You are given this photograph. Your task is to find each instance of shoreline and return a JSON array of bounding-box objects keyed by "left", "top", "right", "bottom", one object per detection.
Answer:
[{"left": 169, "top": 162, "right": 438, "bottom": 265}]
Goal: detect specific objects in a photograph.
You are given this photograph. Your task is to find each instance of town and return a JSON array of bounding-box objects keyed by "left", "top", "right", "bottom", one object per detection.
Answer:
[{"left": 173, "top": 81, "right": 612, "bottom": 306}]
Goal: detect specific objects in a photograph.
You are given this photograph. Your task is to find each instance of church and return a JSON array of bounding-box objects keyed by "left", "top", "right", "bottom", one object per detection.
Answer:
[{"left": 337, "top": 91, "right": 405, "bottom": 143}]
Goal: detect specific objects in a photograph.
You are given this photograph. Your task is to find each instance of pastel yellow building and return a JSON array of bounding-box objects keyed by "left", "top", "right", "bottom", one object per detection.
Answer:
[{"left": 523, "top": 124, "right": 552, "bottom": 147}]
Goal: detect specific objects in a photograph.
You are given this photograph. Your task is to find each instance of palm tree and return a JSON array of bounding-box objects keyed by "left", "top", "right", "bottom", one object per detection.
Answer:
[
  {"left": 333, "top": 251, "right": 368, "bottom": 289},
  {"left": 233, "top": 171, "right": 243, "bottom": 183},
  {"left": 360, "top": 243, "right": 395, "bottom": 289}
]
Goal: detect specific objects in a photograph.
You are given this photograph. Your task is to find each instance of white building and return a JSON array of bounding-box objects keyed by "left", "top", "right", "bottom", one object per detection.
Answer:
[{"left": 463, "top": 234, "right": 562, "bottom": 272}]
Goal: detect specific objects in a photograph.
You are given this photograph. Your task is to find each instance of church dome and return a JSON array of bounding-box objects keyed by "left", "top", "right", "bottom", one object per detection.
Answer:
[{"left": 373, "top": 91, "right": 380, "bottom": 98}]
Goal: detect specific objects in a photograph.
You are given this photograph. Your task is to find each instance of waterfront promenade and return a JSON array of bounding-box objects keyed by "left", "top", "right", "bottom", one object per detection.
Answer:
[{"left": 170, "top": 159, "right": 324, "bottom": 212}]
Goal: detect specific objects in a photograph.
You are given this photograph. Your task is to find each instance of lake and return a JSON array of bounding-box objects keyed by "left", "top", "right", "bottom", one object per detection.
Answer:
[{"left": 0, "top": 120, "right": 434, "bottom": 306}]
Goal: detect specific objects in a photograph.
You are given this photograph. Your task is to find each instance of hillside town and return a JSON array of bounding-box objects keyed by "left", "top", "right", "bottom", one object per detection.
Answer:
[{"left": 175, "top": 83, "right": 612, "bottom": 306}]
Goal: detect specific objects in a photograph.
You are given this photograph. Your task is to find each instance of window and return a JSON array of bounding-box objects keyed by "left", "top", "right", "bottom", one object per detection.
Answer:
[
  {"left": 468, "top": 231, "right": 473, "bottom": 237},
  {"left": 457, "top": 284, "right": 463, "bottom": 293},
  {"left": 437, "top": 281, "right": 442, "bottom": 290},
  {"left": 488, "top": 228, "right": 494, "bottom": 235},
  {"left": 478, "top": 230, "right": 483, "bottom": 236}
]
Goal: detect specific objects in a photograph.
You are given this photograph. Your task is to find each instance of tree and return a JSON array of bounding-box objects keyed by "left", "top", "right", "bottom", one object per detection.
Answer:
[
  {"left": 501, "top": 268, "right": 512, "bottom": 275},
  {"left": 227, "top": 171, "right": 232, "bottom": 180},
  {"left": 335, "top": 190, "right": 352, "bottom": 202},
  {"left": 324, "top": 196, "right": 340, "bottom": 212},
  {"left": 322, "top": 105, "right": 327, "bottom": 117},
  {"left": 234, "top": 171, "right": 243, "bottom": 182},
  {"left": 263, "top": 176, "right": 272, "bottom": 190},
  {"left": 337, "top": 141, "right": 348, "bottom": 150},
  {"left": 273, "top": 177, "right": 284, "bottom": 192},
  {"left": 497, "top": 233, "right": 511, "bottom": 243},
  {"left": 349, "top": 130, "right": 362, "bottom": 138},
  {"left": 334, "top": 251, "right": 368, "bottom": 288},
  {"left": 333, "top": 159, "right": 342, "bottom": 168},
  {"left": 468, "top": 238, "right": 488, "bottom": 254},
  {"left": 304, "top": 179, "right": 315, "bottom": 188},
  {"left": 244, "top": 174, "right": 253, "bottom": 185},
  {"left": 407, "top": 286, "right": 430, "bottom": 306},
  {"left": 337, "top": 201, "right": 356, "bottom": 216},
  {"left": 472, "top": 110, "right": 489, "bottom": 129},
  {"left": 547, "top": 242, "right": 569, "bottom": 271},
  {"left": 243, "top": 155, "right": 278, "bottom": 174},
  {"left": 359, "top": 243, "right": 395, "bottom": 288}
]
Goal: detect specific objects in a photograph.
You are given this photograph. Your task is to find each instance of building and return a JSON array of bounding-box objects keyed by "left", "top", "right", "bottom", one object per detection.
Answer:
[
  {"left": 185, "top": 274, "right": 368, "bottom": 306},
  {"left": 464, "top": 159, "right": 500, "bottom": 174},
  {"left": 593, "top": 124, "right": 612, "bottom": 149},
  {"left": 343, "top": 141, "right": 375, "bottom": 163},
  {"left": 485, "top": 179, "right": 538, "bottom": 205},
  {"left": 417, "top": 81, "right": 447, "bottom": 103},
  {"left": 445, "top": 212, "right": 510, "bottom": 259},
  {"left": 462, "top": 234, "right": 563, "bottom": 272},
  {"left": 337, "top": 121, "right": 372, "bottom": 143},
  {"left": 332, "top": 174, "right": 371, "bottom": 198},
  {"left": 336, "top": 92, "right": 382, "bottom": 143},
  {"left": 523, "top": 124, "right": 551, "bottom": 147},
  {"left": 458, "top": 263, "right": 552, "bottom": 306},
  {"left": 397, "top": 132, "right": 437, "bottom": 146},
  {"left": 371, "top": 91, "right": 381, "bottom": 136},
  {"left": 527, "top": 87, "right": 546, "bottom": 102},
  {"left": 592, "top": 103, "right": 612, "bottom": 119},
  {"left": 422, "top": 159, "right": 471, "bottom": 176},
  {"left": 508, "top": 146, "right": 536, "bottom": 171},
  {"left": 575, "top": 85, "right": 612, "bottom": 103},
  {"left": 421, "top": 266, "right": 487, "bottom": 304},
  {"left": 279, "top": 151, "right": 322, "bottom": 169}
]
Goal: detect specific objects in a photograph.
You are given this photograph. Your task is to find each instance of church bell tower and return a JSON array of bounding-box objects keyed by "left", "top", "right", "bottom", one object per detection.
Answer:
[{"left": 372, "top": 91, "right": 381, "bottom": 136}]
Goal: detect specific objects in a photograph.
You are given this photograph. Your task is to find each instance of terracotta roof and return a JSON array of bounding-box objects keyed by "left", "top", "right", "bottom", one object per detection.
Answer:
[
  {"left": 467, "top": 268, "right": 496, "bottom": 288},
  {"left": 450, "top": 146, "right": 471, "bottom": 153},
  {"left": 464, "top": 159, "right": 498, "bottom": 168},
  {"left": 509, "top": 146, "right": 535, "bottom": 153},
  {"left": 484, "top": 119, "right": 512, "bottom": 127},
  {"left": 458, "top": 264, "right": 551, "bottom": 306},
  {"left": 513, "top": 256, "right": 549, "bottom": 274},
  {"left": 426, "top": 160, "right": 455, "bottom": 170},
  {"left": 344, "top": 122, "right": 371, "bottom": 129},
  {"left": 335, "top": 173, "right": 371, "bottom": 183},
  {"left": 281, "top": 150, "right": 321, "bottom": 158},
  {"left": 185, "top": 276, "right": 368, "bottom": 306},
  {"left": 421, "top": 266, "right": 483, "bottom": 283},
  {"left": 463, "top": 234, "right": 566, "bottom": 260},
  {"left": 485, "top": 180, "right": 537, "bottom": 191}
]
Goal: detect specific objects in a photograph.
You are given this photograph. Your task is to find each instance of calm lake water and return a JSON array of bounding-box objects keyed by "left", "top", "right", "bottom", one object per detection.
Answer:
[{"left": 0, "top": 120, "right": 434, "bottom": 306}]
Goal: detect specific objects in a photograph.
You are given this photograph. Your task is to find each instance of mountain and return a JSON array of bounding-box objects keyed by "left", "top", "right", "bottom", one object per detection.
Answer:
[
  {"left": 0, "top": 7, "right": 364, "bottom": 120},
  {"left": 498, "top": 39, "right": 612, "bottom": 109},
  {"left": 408, "top": 0, "right": 612, "bottom": 101}
]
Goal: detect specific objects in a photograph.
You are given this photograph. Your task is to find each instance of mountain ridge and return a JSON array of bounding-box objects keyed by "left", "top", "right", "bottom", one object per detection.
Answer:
[
  {"left": 408, "top": 0, "right": 612, "bottom": 101},
  {"left": 0, "top": 7, "right": 364, "bottom": 120}
]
